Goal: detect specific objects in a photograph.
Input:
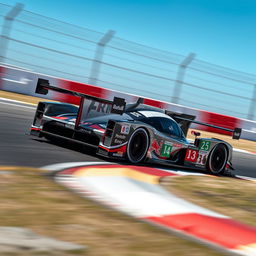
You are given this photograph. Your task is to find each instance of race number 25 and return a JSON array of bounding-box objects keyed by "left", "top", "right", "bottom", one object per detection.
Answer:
[
  {"left": 199, "top": 140, "right": 211, "bottom": 151},
  {"left": 185, "top": 149, "right": 199, "bottom": 162}
]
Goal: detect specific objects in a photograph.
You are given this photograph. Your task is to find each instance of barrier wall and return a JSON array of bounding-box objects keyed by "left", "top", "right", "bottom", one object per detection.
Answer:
[{"left": 1, "top": 64, "right": 255, "bottom": 141}]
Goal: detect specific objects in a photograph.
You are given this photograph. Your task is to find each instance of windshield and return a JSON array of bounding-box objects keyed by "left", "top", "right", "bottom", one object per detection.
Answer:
[{"left": 141, "top": 116, "right": 185, "bottom": 139}]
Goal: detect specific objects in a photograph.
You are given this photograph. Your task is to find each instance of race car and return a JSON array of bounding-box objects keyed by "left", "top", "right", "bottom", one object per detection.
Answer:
[{"left": 30, "top": 78, "right": 242, "bottom": 174}]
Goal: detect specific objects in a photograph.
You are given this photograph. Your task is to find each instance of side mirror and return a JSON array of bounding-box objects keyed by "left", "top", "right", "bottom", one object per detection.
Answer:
[{"left": 191, "top": 130, "right": 201, "bottom": 137}]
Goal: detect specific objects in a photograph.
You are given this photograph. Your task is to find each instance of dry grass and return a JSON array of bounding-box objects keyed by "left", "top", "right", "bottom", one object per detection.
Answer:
[
  {"left": 0, "top": 167, "right": 225, "bottom": 256},
  {"left": 0, "top": 90, "right": 56, "bottom": 105},
  {"left": 162, "top": 175, "right": 256, "bottom": 227}
]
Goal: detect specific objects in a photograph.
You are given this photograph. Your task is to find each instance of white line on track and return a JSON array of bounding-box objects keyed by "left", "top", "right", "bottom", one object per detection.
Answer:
[
  {"left": 0, "top": 99, "right": 35, "bottom": 110},
  {"left": 0, "top": 97, "right": 33, "bottom": 104}
]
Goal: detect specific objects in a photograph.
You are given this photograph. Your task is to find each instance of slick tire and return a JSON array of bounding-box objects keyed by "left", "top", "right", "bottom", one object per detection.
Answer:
[
  {"left": 127, "top": 128, "right": 149, "bottom": 164},
  {"left": 207, "top": 144, "right": 228, "bottom": 174}
]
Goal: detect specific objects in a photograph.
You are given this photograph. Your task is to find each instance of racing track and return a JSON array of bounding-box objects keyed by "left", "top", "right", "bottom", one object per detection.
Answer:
[{"left": 0, "top": 98, "right": 255, "bottom": 178}]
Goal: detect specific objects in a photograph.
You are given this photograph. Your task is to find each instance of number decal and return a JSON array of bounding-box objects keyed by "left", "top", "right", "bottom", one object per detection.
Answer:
[
  {"left": 199, "top": 140, "right": 211, "bottom": 151},
  {"left": 160, "top": 143, "right": 173, "bottom": 157},
  {"left": 185, "top": 149, "right": 199, "bottom": 162},
  {"left": 197, "top": 153, "right": 207, "bottom": 165}
]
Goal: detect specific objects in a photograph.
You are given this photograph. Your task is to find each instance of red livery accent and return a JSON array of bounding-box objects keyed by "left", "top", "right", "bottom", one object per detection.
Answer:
[
  {"left": 30, "top": 127, "right": 41, "bottom": 131},
  {"left": 52, "top": 116, "right": 69, "bottom": 120},
  {"left": 98, "top": 144, "right": 127, "bottom": 153},
  {"left": 89, "top": 124, "right": 105, "bottom": 132}
]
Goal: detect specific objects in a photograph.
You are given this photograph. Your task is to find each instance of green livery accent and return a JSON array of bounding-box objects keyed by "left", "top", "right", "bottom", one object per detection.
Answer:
[
  {"left": 199, "top": 140, "right": 211, "bottom": 151},
  {"left": 161, "top": 143, "right": 173, "bottom": 157}
]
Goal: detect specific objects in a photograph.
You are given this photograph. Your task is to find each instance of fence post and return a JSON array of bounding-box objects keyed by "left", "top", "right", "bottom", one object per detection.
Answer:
[
  {"left": 172, "top": 53, "right": 196, "bottom": 104},
  {"left": 247, "top": 84, "right": 256, "bottom": 120},
  {"left": 88, "top": 30, "right": 115, "bottom": 86},
  {"left": 0, "top": 3, "right": 24, "bottom": 63}
]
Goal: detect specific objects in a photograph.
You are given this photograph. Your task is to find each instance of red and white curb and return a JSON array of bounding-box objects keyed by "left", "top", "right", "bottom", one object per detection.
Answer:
[{"left": 42, "top": 162, "right": 256, "bottom": 256}]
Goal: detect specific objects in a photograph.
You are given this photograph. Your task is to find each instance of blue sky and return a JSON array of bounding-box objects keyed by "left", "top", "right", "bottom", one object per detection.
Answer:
[{"left": 1, "top": 0, "right": 256, "bottom": 75}]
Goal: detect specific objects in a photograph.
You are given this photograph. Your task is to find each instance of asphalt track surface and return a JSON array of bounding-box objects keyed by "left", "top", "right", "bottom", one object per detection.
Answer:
[{"left": 0, "top": 98, "right": 255, "bottom": 178}]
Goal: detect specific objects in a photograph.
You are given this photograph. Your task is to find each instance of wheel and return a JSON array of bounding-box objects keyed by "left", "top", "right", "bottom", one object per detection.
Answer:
[
  {"left": 127, "top": 128, "right": 149, "bottom": 163},
  {"left": 207, "top": 144, "right": 228, "bottom": 174}
]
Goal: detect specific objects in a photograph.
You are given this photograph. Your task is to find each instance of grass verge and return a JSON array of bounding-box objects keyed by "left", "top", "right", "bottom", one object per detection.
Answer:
[{"left": 0, "top": 167, "right": 225, "bottom": 256}]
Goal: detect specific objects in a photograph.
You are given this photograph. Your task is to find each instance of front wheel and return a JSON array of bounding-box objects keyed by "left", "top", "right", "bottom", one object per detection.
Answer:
[
  {"left": 207, "top": 144, "right": 228, "bottom": 174},
  {"left": 127, "top": 128, "right": 149, "bottom": 164}
]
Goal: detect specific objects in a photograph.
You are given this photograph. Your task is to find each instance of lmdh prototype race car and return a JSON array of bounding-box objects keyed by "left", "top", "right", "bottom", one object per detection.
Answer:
[{"left": 30, "top": 79, "right": 241, "bottom": 174}]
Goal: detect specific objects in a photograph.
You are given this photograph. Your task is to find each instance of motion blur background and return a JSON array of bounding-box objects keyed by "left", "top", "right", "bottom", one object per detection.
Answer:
[{"left": 0, "top": 1, "right": 256, "bottom": 120}]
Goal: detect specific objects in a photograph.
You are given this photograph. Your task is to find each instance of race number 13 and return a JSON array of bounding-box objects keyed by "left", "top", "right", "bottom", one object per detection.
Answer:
[{"left": 185, "top": 149, "right": 199, "bottom": 162}]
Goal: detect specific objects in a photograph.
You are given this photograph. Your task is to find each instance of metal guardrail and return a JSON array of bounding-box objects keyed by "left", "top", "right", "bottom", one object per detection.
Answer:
[{"left": 0, "top": 3, "right": 256, "bottom": 120}]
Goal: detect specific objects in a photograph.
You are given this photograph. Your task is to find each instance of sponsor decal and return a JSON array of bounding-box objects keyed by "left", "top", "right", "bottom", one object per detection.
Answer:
[
  {"left": 111, "top": 97, "right": 126, "bottom": 115},
  {"left": 185, "top": 149, "right": 199, "bottom": 162},
  {"left": 113, "top": 104, "right": 124, "bottom": 111},
  {"left": 120, "top": 124, "right": 130, "bottom": 135},
  {"left": 115, "top": 134, "right": 126, "bottom": 140},
  {"left": 199, "top": 140, "right": 211, "bottom": 151},
  {"left": 160, "top": 141, "right": 173, "bottom": 158},
  {"left": 88, "top": 101, "right": 111, "bottom": 114},
  {"left": 114, "top": 139, "right": 123, "bottom": 144},
  {"left": 82, "top": 100, "right": 111, "bottom": 120}
]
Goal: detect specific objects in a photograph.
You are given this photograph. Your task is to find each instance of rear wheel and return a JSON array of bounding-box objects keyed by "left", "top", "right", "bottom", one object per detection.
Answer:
[
  {"left": 207, "top": 144, "right": 228, "bottom": 174},
  {"left": 127, "top": 128, "right": 149, "bottom": 163}
]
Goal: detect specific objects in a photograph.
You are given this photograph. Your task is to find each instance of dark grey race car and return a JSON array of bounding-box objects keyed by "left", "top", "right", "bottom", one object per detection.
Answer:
[{"left": 30, "top": 79, "right": 241, "bottom": 175}]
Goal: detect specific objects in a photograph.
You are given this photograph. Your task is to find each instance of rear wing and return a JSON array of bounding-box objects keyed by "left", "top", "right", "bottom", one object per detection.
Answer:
[
  {"left": 35, "top": 78, "right": 126, "bottom": 126},
  {"left": 166, "top": 110, "right": 242, "bottom": 140}
]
